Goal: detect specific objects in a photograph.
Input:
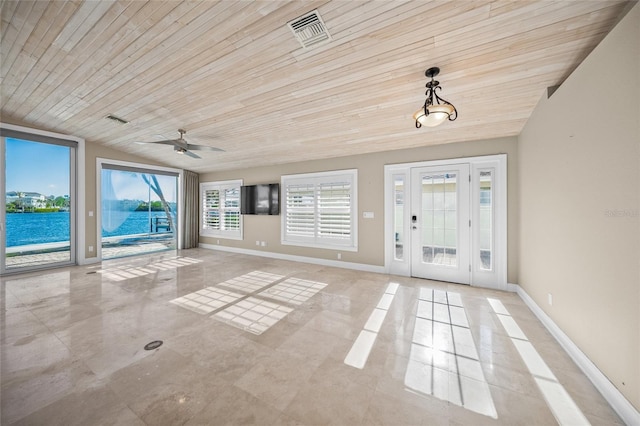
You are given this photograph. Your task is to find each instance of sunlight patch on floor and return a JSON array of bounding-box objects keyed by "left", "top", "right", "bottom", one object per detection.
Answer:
[
  {"left": 97, "top": 256, "right": 202, "bottom": 281},
  {"left": 344, "top": 282, "right": 399, "bottom": 369},
  {"left": 487, "top": 298, "right": 590, "bottom": 425},
  {"left": 169, "top": 271, "right": 327, "bottom": 335},
  {"left": 404, "top": 289, "right": 497, "bottom": 419}
]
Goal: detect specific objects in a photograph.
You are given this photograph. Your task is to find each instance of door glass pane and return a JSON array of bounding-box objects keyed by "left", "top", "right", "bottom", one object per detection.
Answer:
[
  {"left": 4, "top": 138, "right": 72, "bottom": 270},
  {"left": 421, "top": 173, "right": 457, "bottom": 266},
  {"left": 393, "top": 175, "right": 404, "bottom": 260},
  {"left": 101, "top": 168, "right": 177, "bottom": 259},
  {"left": 479, "top": 170, "right": 493, "bottom": 270}
]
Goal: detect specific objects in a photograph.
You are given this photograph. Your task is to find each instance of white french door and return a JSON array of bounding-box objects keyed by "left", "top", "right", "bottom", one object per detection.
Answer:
[
  {"left": 385, "top": 155, "right": 507, "bottom": 290},
  {"left": 410, "top": 164, "right": 470, "bottom": 284}
]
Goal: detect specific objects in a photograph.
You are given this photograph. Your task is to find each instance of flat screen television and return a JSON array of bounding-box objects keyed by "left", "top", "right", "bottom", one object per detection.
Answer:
[{"left": 240, "top": 183, "right": 280, "bottom": 215}]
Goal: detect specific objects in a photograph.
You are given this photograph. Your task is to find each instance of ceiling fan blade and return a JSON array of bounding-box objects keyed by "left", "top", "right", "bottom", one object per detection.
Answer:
[
  {"left": 186, "top": 144, "right": 225, "bottom": 152},
  {"left": 183, "top": 150, "right": 201, "bottom": 159},
  {"left": 135, "top": 139, "right": 181, "bottom": 146}
]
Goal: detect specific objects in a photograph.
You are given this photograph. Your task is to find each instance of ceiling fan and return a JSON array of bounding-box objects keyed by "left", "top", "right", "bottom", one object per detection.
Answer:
[{"left": 136, "top": 129, "right": 224, "bottom": 159}]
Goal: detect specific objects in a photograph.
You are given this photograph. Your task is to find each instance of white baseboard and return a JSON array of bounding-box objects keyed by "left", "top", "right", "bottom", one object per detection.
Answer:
[
  {"left": 515, "top": 285, "right": 640, "bottom": 426},
  {"left": 199, "top": 243, "right": 386, "bottom": 274}
]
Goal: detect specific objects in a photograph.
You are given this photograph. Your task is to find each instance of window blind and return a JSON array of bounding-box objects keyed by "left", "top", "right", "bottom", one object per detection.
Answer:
[{"left": 282, "top": 170, "right": 357, "bottom": 250}]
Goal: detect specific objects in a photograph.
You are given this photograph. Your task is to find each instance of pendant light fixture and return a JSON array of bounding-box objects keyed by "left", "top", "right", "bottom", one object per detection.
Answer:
[{"left": 413, "top": 67, "right": 458, "bottom": 128}]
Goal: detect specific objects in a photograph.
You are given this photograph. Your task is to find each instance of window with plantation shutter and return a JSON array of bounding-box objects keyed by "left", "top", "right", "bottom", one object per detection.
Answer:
[
  {"left": 200, "top": 180, "right": 242, "bottom": 239},
  {"left": 282, "top": 170, "right": 357, "bottom": 250}
]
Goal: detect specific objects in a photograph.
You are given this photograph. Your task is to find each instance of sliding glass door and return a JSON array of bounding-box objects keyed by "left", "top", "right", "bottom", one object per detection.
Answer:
[
  {"left": 1, "top": 131, "right": 76, "bottom": 273},
  {"left": 100, "top": 164, "right": 178, "bottom": 260}
]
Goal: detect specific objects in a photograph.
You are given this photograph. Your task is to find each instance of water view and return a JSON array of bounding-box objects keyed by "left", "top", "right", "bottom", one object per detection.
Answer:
[
  {"left": 3, "top": 137, "right": 179, "bottom": 270},
  {"left": 5, "top": 210, "right": 173, "bottom": 247}
]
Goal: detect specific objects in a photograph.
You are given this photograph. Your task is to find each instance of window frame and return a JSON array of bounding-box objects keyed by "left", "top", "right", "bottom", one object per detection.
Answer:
[
  {"left": 281, "top": 169, "right": 358, "bottom": 251},
  {"left": 200, "top": 179, "right": 243, "bottom": 240}
]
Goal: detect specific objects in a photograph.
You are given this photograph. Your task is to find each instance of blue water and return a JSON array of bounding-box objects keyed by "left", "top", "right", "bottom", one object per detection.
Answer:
[{"left": 5, "top": 211, "right": 173, "bottom": 247}]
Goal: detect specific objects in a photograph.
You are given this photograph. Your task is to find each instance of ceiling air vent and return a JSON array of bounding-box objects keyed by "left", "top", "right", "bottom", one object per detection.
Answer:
[{"left": 288, "top": 9, "right": 331, "bottom": 49}]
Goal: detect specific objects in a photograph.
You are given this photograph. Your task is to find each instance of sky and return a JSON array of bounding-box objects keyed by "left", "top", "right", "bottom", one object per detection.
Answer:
[
  {"left": 103, "top": 169, "right": 177, "bottom": 202},
  {"left": 5, "top": 138, "right": 176, "bottom": 201},
  {"left": 5, "top": 138, "right": 70, "bottom": 197}
]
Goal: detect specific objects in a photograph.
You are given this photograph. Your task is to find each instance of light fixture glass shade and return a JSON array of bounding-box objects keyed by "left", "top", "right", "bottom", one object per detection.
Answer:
[{"left": 413, "top": 103, "right": 454, "bottom": 127}]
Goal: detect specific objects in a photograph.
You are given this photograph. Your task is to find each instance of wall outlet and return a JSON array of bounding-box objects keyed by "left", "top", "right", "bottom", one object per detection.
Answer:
[
  {"left": 261, "top": 241, "right": 266, "bottom": 247},
  {"left": 216, "top": 239, "right": 220, "bottom": 245},
  {"left": 256, "top": 240, "right": 260, "bottom": 246},
  {"left": 88, "top": 245, "right": 93, "bottom": 252},
  {"left": 337, "top": 253, "right": 342, "bottom": 260},
  {"left": 548, "top": 293, "right": 553, "bottom": 306},
  {"left": 88, "top": 211, "right": 94, "bottom": 217}
]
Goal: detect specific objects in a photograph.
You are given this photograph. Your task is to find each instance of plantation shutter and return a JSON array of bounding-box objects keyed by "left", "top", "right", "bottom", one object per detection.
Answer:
[
  {"left": 200, "top": 180, "right": 242, "bottom": 239},
  {"left": 223, "top": 187, "right": 240, "bottom": 231},
  {"left": 285, "top": 183, "right": 315, "bottom": 240},
  {"left": 203, "top": 189, "right": 220, "bottom": 230},
  {"left": 317, "top": 181, "right": 351, "bottom": 243},
  {"left": 281, "top": 170, "right": 357, "bottom": 250}
]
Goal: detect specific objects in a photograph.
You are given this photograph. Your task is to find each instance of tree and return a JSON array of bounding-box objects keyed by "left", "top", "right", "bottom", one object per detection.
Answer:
[{"left": 54, "top": 196, "right": 68, "bottom": 208}]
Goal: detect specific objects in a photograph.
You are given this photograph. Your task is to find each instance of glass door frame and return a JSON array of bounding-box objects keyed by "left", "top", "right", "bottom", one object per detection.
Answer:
[
  {"left": 410, "top": 163, "right": 471, "bottom": 285},
  {"left": 0, "top": 123, "right": 85, "bottom": 275},
  {"left": 96, "top": 158, "right": 184, "bottom": 261},
  {"left": 384, "top": 154, "right": 507, "bottom": 290}
]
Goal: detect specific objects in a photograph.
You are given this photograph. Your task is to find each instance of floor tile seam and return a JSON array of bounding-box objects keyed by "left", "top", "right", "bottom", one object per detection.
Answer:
[
  {"left": 2, "top": 355, "right": 108, "bottom": 425},
  {"left": 414, "top": 315, "right": 470, "bottom": 329},
  {"left": 481, "top": 379, "right": 553, "bottom": 406},
  {"left": 228, "top": 381, "right": 291, "bottom": 413},
  {"left": 281, "top": 382, "right": 372, "bottom": 425},
  {"left": 25, "top": 307, "right": 89, "bottom": 343},
  {"left": 407, "top": 339, "right": 481, "bottom": 364},
  {"left": 445, "top": 301, "right": 469, "bottom": 410},
  {"left": 406, "top": 360, "right": 493, "bottom": 386}
]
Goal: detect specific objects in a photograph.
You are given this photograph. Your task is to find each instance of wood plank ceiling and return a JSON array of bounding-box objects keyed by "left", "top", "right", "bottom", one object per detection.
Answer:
[{"left": 1, "top": 0, "right": 633, "bottom": 173}]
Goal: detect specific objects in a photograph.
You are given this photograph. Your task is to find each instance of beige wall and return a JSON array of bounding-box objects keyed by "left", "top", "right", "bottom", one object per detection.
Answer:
[
  {"left": 83, "top": 141, "right": 173, "bottom": 260},
  {"left": 200, "top": 136, "right": 519, "bottom": 283},
  {"left": 519, "top": 4, "right": 639, "bottom": 409}
]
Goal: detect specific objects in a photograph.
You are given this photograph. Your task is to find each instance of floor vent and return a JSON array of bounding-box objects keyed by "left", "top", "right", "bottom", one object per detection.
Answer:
[{"left": 288, "top": 9, "right": 331, "bottom": 49}]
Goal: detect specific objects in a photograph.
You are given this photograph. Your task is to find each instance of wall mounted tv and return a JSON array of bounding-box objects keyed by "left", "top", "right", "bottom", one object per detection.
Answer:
[{"left": 240, "top": 183, "right": 280, "bottom": 215}]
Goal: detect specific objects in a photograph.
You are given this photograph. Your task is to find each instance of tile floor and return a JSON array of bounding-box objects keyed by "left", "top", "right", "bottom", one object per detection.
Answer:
[{"left": 0, "top": 248, "right": 624, "bottom": 425}]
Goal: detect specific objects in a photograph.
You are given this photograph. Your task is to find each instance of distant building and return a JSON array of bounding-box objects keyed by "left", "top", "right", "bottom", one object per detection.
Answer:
[{"left": 6, "top": 191, "right": 47, "bottom": 208}]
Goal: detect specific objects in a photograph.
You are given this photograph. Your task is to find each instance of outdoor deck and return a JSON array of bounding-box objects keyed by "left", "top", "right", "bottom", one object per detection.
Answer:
[{"left": 4, "top": 234, "right": 175, "bottom": 269}]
